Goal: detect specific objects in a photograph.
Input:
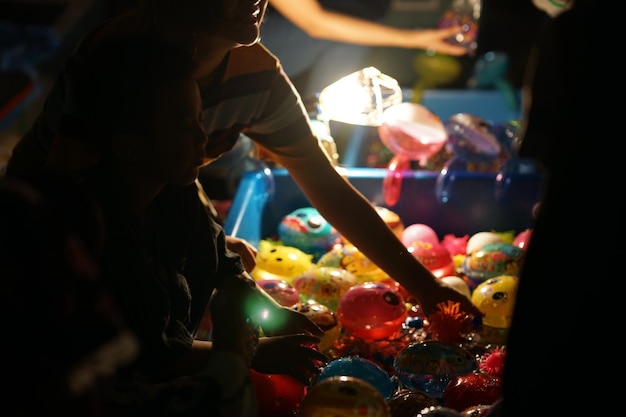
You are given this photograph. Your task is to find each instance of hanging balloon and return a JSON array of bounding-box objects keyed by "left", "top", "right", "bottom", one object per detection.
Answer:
[
  {"left": 378, "top": 102, "right": 448, "bottom": 206},
  {"left": 435, "top": 114, "right": 501, "bottom": 204}
]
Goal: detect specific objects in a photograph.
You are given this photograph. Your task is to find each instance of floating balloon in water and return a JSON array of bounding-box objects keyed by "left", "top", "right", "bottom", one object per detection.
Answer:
[
  {"left": 407, "top": 240, "right": 456, "bottom": 279},
  {"left": 292, "top": 300, "right": 341, "bottom": 352},
  {"left": 401, "top": 223, "right": 440, "bottom": 246},
  {"left": 337, "top": 282, "right": 407, "bottom": 340},
  {"left": 393, "top": 340, "right": 477, "bottom": 399},
  {"left": 471, "top": 275, "right": 519, "bottom": 329},
  {"left": 298, "top": 375, "right": 392, "bottom": 417},
  {"left": 278, "top": 206, "right": 339, "bottom": 261},
  {"left": 316, "top": 356, "right": 397, "bottom": 399},
  {"left": 379, "top": 102, "right": 448, "bottom": 206},
  {"left": 440, "top": 276, "right": 472, "bottom": 299},
  {"left": 512, "top": 228, "right": 533, "bottom": 250},
  {"left": 292, "top": 266, "right": 358, "bottom": 311},
  {"left": 387, "top": 389, "right": 440, "bottom": 417},
  {"left": 252, "top": 241, "right": 314, "bottom": 284},
  {"left": 442, "top": 371, "right": 502, "bottom": 413},
  {"left": 317, "top": 243, "right": 388, "bottom": 283},
  {"left": 257, "top": 279, "right": 300, "bottom": 307},
  {"left": 436, "top": 114, "right": 501, "bottom": 204},
  {"left": 465, "top": 231, "right": 503, "bottom": 255},
  {"left": 250, "top": 370, "right": 306, "bottom": 417},
  {"left": 462, "top": 242, "right": 524, "bottom": 285}
]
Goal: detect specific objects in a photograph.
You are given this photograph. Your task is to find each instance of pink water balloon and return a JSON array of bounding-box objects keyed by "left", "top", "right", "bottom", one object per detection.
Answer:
[
  {"left": 401, "top": 223, "right": 440, "bottom": 246},
  {"left": 378, "top": 103, "right": 448, "bottom": 206},
  {"left": 337, "top": 282, "right": 407, "bottom": 340}
]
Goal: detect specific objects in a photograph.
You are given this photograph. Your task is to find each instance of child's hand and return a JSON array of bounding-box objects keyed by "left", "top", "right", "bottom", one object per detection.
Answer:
[
  {"left": 259, "top": 305, "right": 324, "bottom": 338},
  {"left": 251, "top": 335, "right": 328, "bottom": 385},
  {"left": 418, "top": 281, "right": 485, "bottom": 318},
  {"left": 225, "top": 236, "right": 257, "bottom": 272}
]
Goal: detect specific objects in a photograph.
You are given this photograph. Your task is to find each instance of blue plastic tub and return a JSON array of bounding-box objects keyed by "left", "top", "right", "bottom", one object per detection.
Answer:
[{"left": 223, "top": 167, "right": 545, "bottom": 249}]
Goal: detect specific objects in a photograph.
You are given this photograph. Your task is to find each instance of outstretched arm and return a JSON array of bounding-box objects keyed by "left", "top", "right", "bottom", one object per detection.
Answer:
[
  {"left": 268, "top": 0, "right": 468, "bottom": 55},
  {"left": 264, "top": 135, "right": 484, "bottom": 318}
]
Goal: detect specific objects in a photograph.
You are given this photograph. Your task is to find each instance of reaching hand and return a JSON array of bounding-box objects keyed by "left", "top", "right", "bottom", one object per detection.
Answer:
[
  {"left": 409, "top": 25, "right": 472, "bottom": 56},
  {"left": 418, "top": 281, "right": 484, "bottom": 318},
  {"left": 259, "top": 304, "right": 324, "bottom": 338},
  {"left": 251, "top": 335, "right": 329, "bottom": 385}
]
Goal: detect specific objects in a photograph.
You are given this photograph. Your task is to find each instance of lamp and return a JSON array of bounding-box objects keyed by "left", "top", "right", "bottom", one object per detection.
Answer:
[
  {"left": 317, "top": 66, "right": 402, "bottom": 127},
  {"left": 316, "top": 67, "right": 402, "bottom": 167}
]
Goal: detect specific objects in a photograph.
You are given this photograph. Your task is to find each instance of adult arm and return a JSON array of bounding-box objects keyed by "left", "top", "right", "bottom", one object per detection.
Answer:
[{"left": 269, "top": 0, "right": 468, "bottom": 55}]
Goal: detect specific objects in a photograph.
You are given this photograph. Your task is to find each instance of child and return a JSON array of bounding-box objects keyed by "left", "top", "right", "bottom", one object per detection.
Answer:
[
  {"left": 64, "top": 33, "right": 326, "bottom": 416},
  {"left": 6, "top": 0, "right": 483, "bottom": 321}
]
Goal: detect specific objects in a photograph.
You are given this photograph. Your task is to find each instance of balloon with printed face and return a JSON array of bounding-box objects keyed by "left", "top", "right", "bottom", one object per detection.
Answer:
[
  {"left": 393, "top": 341, "right": 477, "bottom": 399},
  {"left": 337, "top": 282, "right": 407, "bottom": 340},
  {"left": 278, "top": 207, "right": 339, "bottom": 261},
  {"left": 317, "top": 243, "right": 388, "bottom": 284},
  {"left": 291, "top": 300, "right": 341, "bottom": 352},
  {"left": 462, "top": 242, "right": 524, "bottom": 285},
  {"left": 252, "top": 241, "right": 314, "bottom": 284},
  {"left": 315, "top": 356, "right": 397, "bottom": 399},
  {"left": 257, "top": 279, "right": 300, "bottom": 307},
  {"left": 407, "top": 240, "right": 455, "bottom": 279},
  {"left": 471, "top": 275, "right": 519, "bottom": 329},
  {"left": 292, "top": 266, "right": 358, "bottom": 311},
  {"left": 298, "top": 376, "right": 392, "bottom": 417}
]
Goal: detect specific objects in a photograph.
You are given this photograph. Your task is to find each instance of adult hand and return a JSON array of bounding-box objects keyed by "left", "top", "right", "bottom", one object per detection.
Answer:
[
  {"left": 408, "top": 25, "right": 471, "bottom": 56},
  {"left": 252, "top": 335, "right": 328, "bottom": 385},
  {"left": 226, "top": 236, "right": 257, "bottom": 272}
]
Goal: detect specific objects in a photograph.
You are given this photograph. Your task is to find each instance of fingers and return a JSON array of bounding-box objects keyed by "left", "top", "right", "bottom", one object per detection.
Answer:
[
  {"left": 302, "top": 318, "right": 324, "bottom": 338},
  {"left": 226, "top": 236, "right": 258, "bottom": 272}
]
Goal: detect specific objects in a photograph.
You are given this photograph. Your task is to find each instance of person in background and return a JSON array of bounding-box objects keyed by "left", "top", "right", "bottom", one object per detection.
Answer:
[
  {"left": 261, "top": 0, "right": 469, "bottom": 98},
  {"left": 5, "top": 0, "right": 484, "bottom": 323},
  {"left": 486, "top": 1, "right": 614, "bottom": 415}
]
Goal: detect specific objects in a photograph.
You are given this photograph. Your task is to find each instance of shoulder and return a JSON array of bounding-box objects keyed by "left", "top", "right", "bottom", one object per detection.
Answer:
[{"left": 225, "top": 43, "right": 281, "bottom": 79}]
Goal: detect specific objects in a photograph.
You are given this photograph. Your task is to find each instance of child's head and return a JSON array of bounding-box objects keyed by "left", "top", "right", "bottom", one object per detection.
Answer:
[
  {"left": 74, "top": 34, "right": 208, "bottom": 186},
  {"left": 137, "top": 0, "right": 225, "bottom": 32},
  {"left": 137, "top": 0, "right": 269, "bottom": 46}
]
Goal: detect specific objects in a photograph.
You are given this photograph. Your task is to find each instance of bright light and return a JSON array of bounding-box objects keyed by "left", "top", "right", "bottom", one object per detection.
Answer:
[{"left": 318, "top": 67, "right": 402, "bottom": 126}]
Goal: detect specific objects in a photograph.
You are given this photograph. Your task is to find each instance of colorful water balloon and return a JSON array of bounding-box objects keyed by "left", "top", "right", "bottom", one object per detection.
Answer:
[
  {"left": 337, "top": 282, "right": 407, "bottom": 341},
  {"left": 316, "top": 356, "right": 397, "bottom": 399},
  {"left": 393, "top": 341, "right": 477, "bottom": 399},
  {"left": 378, "top": 102, "right": 448, "bottom": 206}
]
